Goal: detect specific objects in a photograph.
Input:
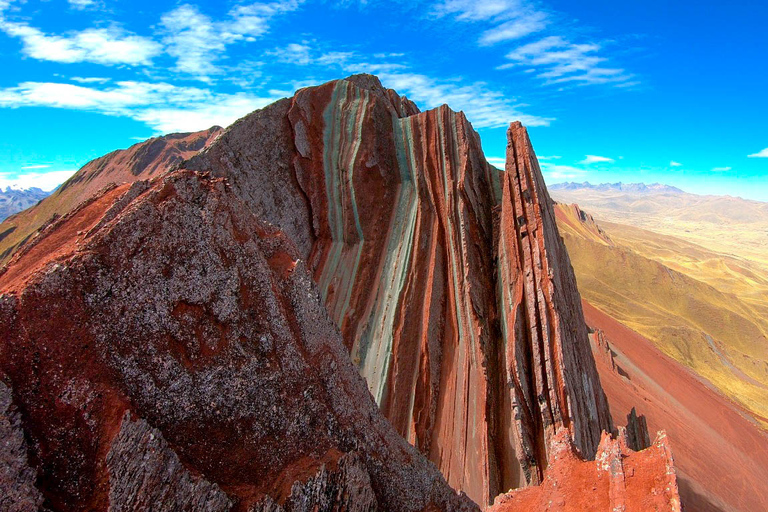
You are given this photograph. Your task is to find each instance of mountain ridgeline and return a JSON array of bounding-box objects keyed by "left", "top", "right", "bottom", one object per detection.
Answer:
[{"left": 0, "top": 75, "right": 680, "bottom": 511}]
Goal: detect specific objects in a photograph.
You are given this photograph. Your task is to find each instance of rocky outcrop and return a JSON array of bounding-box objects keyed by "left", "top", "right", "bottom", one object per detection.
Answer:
[
  {"left": 181, "top": 75, "right": 614, "bottom": 505},
  {"left": 0, "top": 169, "right": 475, "bottom": 511},
  {"left": 488, "top": 428, "right": 681, "bottom": 512},
  {"left": 0, "top": 380, "right": 43, "bottom": 512},
  {"left": 0, "top": 126, "right": 222, "bottom": 264}
]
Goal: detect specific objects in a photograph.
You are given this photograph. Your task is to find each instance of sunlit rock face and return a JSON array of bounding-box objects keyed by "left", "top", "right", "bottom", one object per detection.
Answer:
[{"left": 185, "top": 74, "right": 614, "bottom": 505}]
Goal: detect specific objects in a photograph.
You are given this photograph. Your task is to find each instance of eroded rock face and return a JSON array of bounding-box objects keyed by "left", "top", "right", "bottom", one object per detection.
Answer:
[
  {"left": 184, "top": 75, "right": 613, "bottom": 504},
  {"left": 489, "top": 428, "right": 681, "bottom": 512},
  {"left": 0, "top": 170, "right": 475, "bottom": 511},
  {"left": 0, "top": 380, "right": 43, "bottom": 512}
]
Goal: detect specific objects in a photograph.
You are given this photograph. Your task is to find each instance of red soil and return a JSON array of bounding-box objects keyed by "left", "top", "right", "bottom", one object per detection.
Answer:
[
  {"left": 584, "top": 300, "right": 768, "bottom": 512},
  {"left": 0, "top": 184, "right": 131, "bottom": 294}
]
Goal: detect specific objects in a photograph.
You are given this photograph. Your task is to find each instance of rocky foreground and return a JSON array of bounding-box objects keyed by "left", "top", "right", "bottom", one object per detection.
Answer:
[{"left": 0, "top": 75, "right": 681, "bottom": 511}]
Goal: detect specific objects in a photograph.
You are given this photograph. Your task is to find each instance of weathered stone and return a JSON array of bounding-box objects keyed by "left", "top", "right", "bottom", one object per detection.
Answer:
[
  {"left": 0, "top": 379, "right": 43, "bottom": 512},
  {"left": 489, "top": 428, "right": 681, "bottom": 512},
  {"left": 184, "top": 75, "right": 614, "bottom": 505},
  {"left": 107, "top": 411, "right": 232, "bottom": 512}
]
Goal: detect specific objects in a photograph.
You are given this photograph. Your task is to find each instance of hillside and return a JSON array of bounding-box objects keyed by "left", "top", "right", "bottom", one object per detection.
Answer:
[
  {"left": 550, "top": 183, "right": 768, "bottom": 268},
  {"left": 554, "top": 202, "right": 768, "bottom": 426},
  {"left": 0, "top": 127, "right": 222, "bottom": 264}
]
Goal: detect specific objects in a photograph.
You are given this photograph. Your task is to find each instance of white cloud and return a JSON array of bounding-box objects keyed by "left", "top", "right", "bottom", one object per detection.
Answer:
[
  {"left": 502, "top": 35, "right": 634, "bottom": 86},
  {"left": 540, "top": 162, "right": 588, "bottom": 180},
  {"left": 711, "top": 166, "right": 732, "bottom": 172},
  {"left": 432, "top": 0, "right": 523, "bottom": 21},
  {"left": 0, "top": 22, "right": 161, "bottom": 66},
  {"left": 0, "top": 170, "right": 76, "bottom": 191},
  {"left": 479, "top": 11, "right": 547, "bottom": 45},
  {"left": 71, "top": 76, "right": 111, "bottom": 84},
  {"left": 670, "top": 160, "right": 682, "bottom": 167},
  {"left": 747, "top": 148, "right": 768, "bottom": 158},
  {"left": 20, "top": 164, "right": 50, "bottom": 170},
  {"left": 486, "top": 156, "right": 505, "bottom": 168},
  {"left": 266, "top": 43, "right": 313, "bottom": 65},
  {"left": 378, "top": 71, "right": 552, "bottom": 128},
  {"left": 68, "top": 0, "right": 97, "bottom": 10},
  {"left": 160, "top": 1, "right": 301, "bottom": 80},
  {"left": 433, "top": 0, "right": 547, "bottom": 47},
  {"left": 580, "top": 154, "right": 614, "bottom": 164},
  {"left": 538, "top": 155, "right": 561, "bottom": 160},
  {"left": 0, "top": 81, "right": 282, "bottom": 133}
]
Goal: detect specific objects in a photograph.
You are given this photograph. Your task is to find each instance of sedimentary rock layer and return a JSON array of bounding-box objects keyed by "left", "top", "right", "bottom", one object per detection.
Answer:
[
  {"left": 0, "top": 170, "right": 475, "bottom": 511},
  {"left": 184, "top": 75, "right": 613, "bottom": 504},
  {"left": 489, "top": 428, "right": 681, "bottom": 512}
]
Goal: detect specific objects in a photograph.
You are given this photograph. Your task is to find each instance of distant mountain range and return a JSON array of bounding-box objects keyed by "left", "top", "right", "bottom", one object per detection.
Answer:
[
  {"left": 549, "top": 181, "right": 685, "bottom": 194},
  {"left": 0, "top": 187, "right": 50, "bottom": 222}
]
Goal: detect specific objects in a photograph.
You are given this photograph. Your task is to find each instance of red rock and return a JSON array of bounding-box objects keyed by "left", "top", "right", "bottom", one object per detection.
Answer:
[
  {"left": 584, "top": 300, "right": 768, "bottom": 512},
  {"left": 0, "top": 170, "right": 476, "bottom": 511},
  {"left": 181, "top": 76, "right": 616, "bottom": 505},
  {"left": 0, "top": 127, "right": 222, "bottom": 264},
  {"left": 488, "top": 428, "right": 681, "bottom": 512},
  {"left": 0, "top": 74, "right": 676, "bottom": 510}
]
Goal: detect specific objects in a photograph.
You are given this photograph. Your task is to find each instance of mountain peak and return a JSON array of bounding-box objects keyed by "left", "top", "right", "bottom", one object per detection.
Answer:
[{"left": 550, "top": 181, "right": 685, "bottom": 194}]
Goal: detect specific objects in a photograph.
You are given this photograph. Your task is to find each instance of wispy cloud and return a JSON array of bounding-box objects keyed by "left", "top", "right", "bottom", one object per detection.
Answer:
[
  {"left": 0, "top": 170, "right": 76, "bottom": 191},
  {"left": 538, "top": 155, "right": 561, "bottom": 160},
  {"left": 670, "top": 160, "right": 682, "bottom": 167},
  {"left": 479, "top": 11, "right": 547, "bottom": 45},
  {"left": 266, "top": 43, "right": 313, "bottom": 65},
  {"left": 160, "top": 1, "right": 301, "bottom": 81},
  {"left": 0, "top": 81, "right": 282, "bottom": 133},
  {"left": 501, "top": 36, "right": 634, "bottom": 86},
  {"left": 580, "top": 154, "right": 614, "bottom": 164},
  {"left": 748, "top": 148, "right": 768, "bottom": 158},
  {"left": 20, "top": 164, "right": 50, "bottom": 170},
  {"left": 540, "top": 162, "right": 588, "bottom": 180},
  {"left": 486, "top": 156, "right": 505, "bottom": 168},
  {"left": 67, "top": 0, "right": 98, "bottom": 10},
  {"left": 378, "top": 71, "right": 552, "bottom": 128},
  {"left": 71, "top": 76, "right": 111, "bottom": 84},
  {"left": 432, "top": 0, "right": 523, "bottom": 21},
  {"left": 433, "top": 0, "right": 548, "bottom": 45},
  {"left": 711, "top": 166, "right": 732, "bottom": 172},
  {"left": 0, "top": 22, "right": 161, "bottom": 66}
]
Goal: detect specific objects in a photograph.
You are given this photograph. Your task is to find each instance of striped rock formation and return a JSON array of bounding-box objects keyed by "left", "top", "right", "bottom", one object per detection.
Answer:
[
  {"left": 184, "top": 75, "right": 613, "bottom": 505},
  {"left": 0, "top": 74, "right": 678, "bottom": 511}
]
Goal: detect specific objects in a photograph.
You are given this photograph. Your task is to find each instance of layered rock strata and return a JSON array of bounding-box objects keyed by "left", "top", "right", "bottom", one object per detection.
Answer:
[
  {"left": 489, "top": 428, "right": 681, "bottom": 512},
  {"left": 0, "top": 170, "right": 475, "bottom": 511},
  {"left": 183, "top": 75, "right": 613, "bottom": 504}
]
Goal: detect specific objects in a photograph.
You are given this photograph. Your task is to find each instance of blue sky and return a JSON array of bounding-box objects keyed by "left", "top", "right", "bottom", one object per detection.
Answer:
[{"left": 0, "top": 0, "right": 766, "bottom": 200}]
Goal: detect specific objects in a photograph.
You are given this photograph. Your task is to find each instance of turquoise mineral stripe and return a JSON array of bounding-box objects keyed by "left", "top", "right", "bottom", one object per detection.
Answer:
[
  {"left": 357, "top": 116, "right": 420, "bottom": 404},
  {"left": 318, "top": 81, "right": 368, "bottom": 328},
  {"left": 335, "top": 85, "right": 368, "bottom": 323},
  {"left": 318, "top": 82, "right": 346, "bottom": 302}
]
